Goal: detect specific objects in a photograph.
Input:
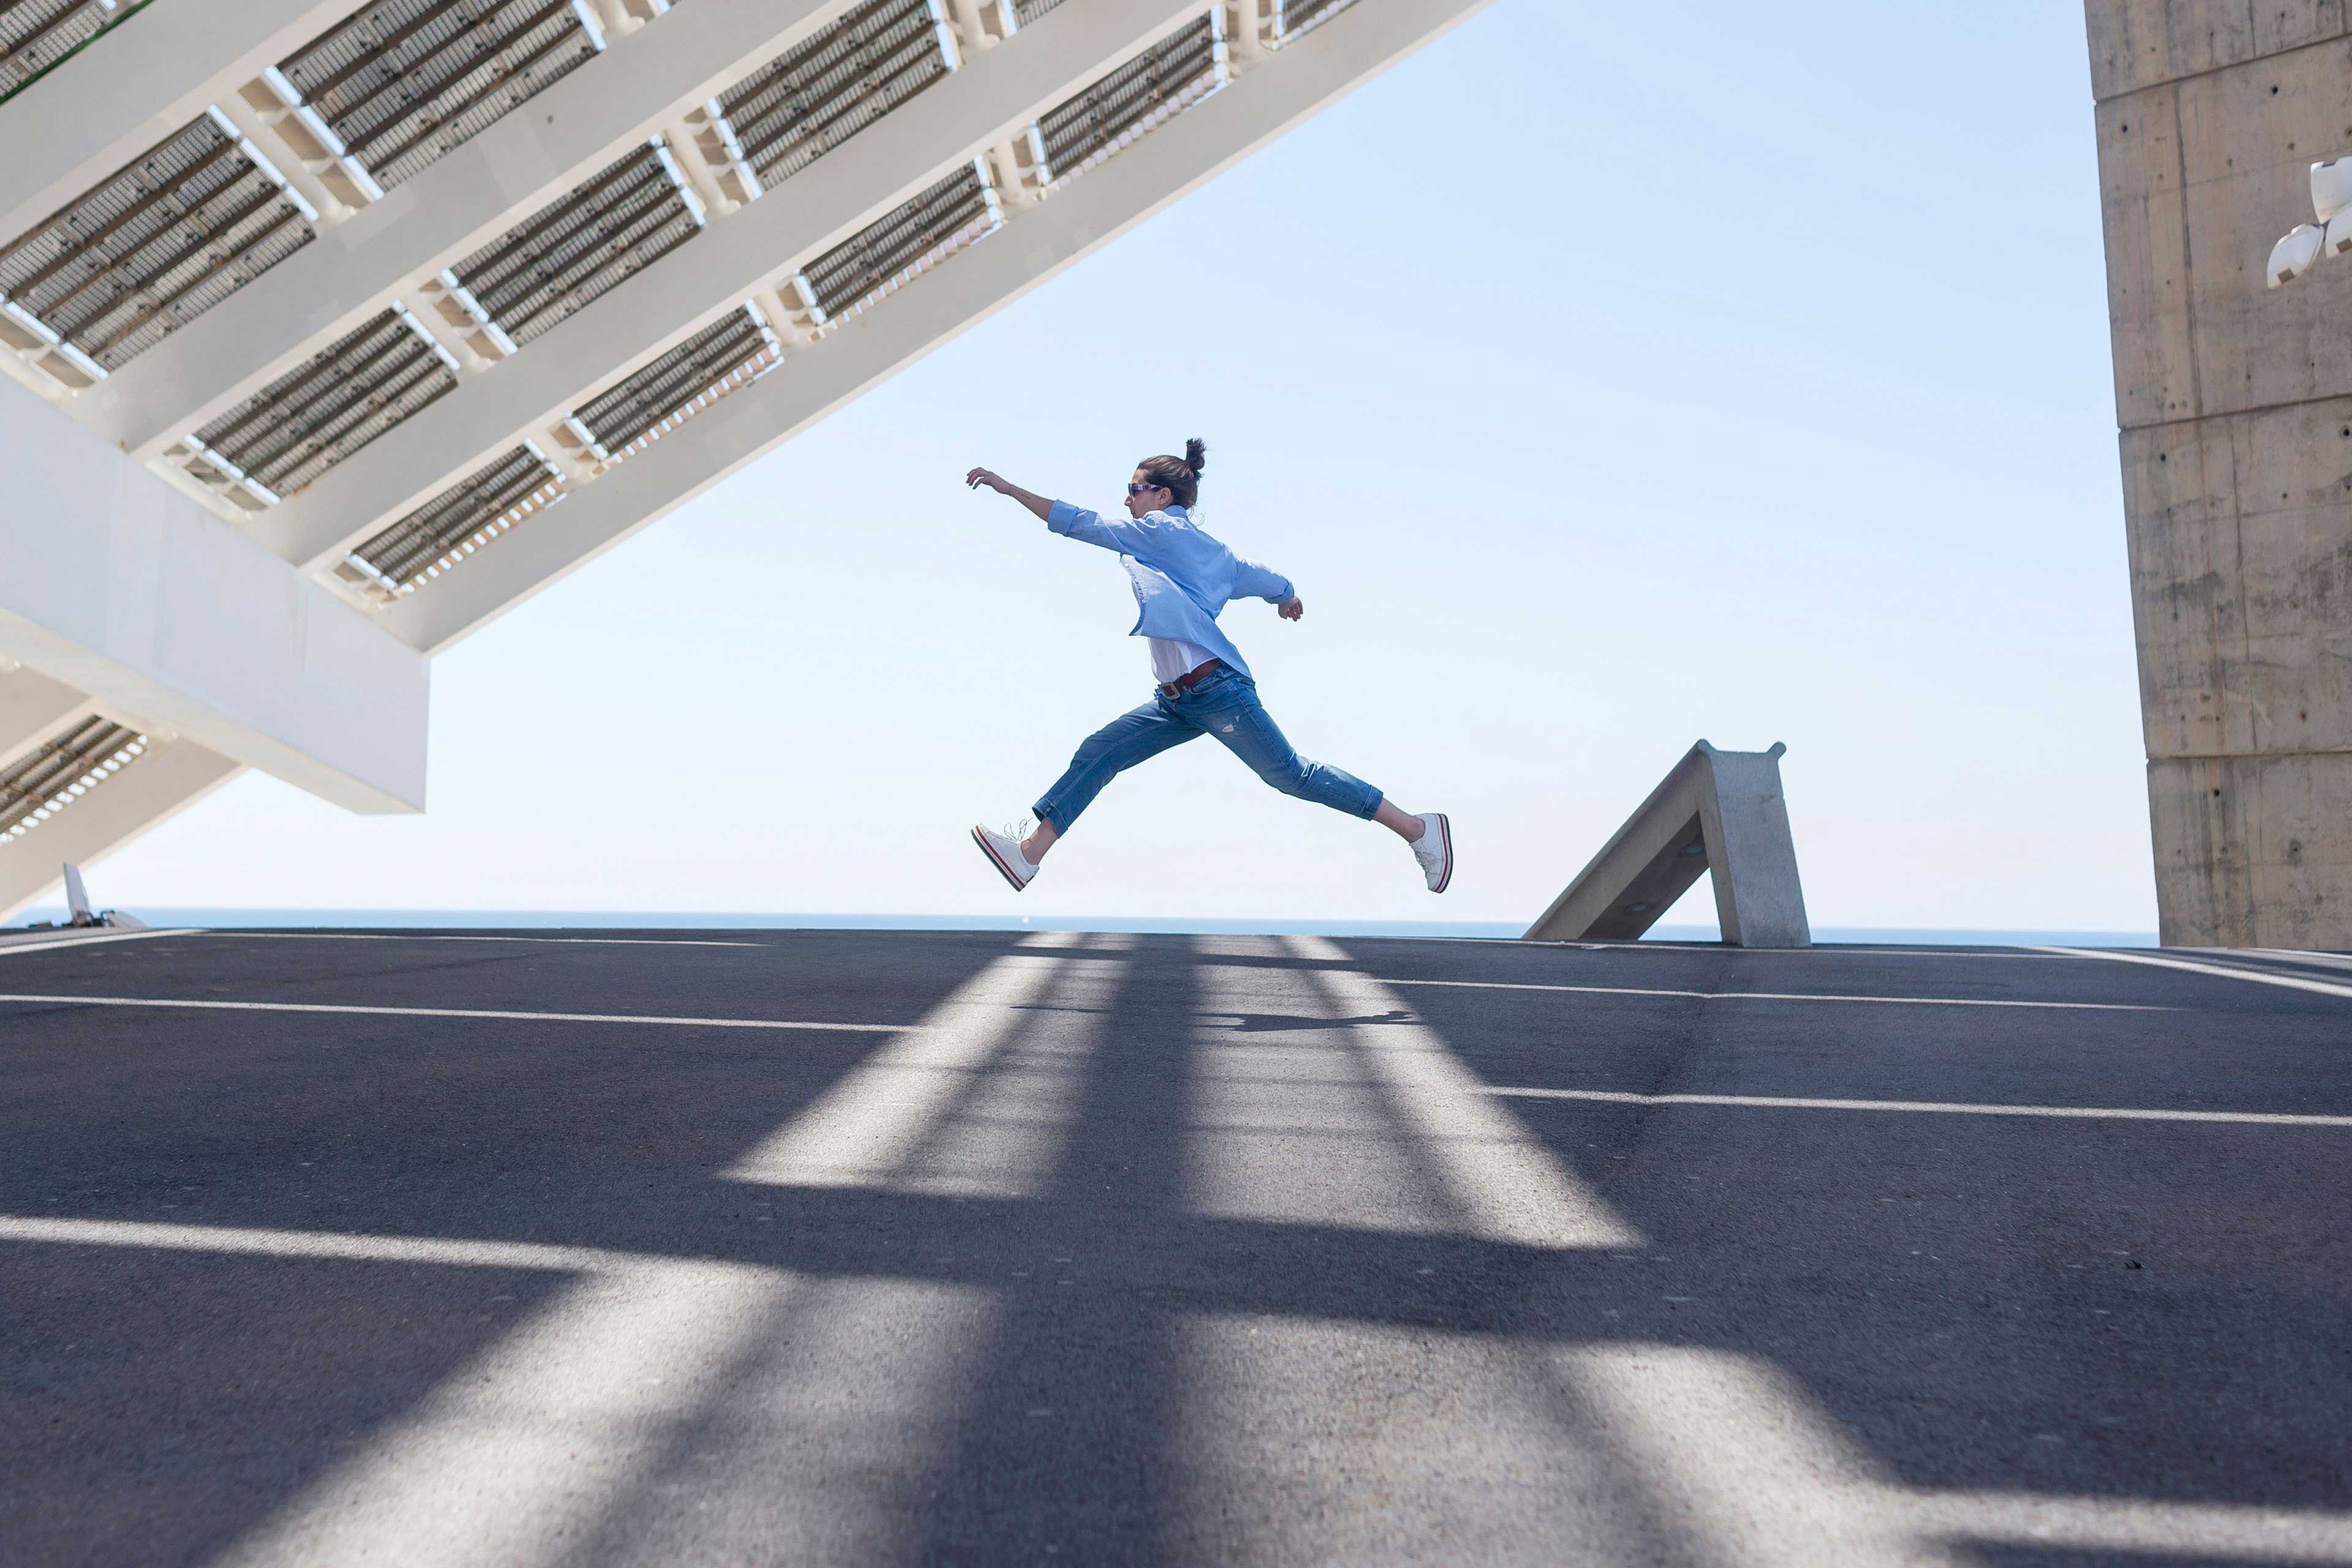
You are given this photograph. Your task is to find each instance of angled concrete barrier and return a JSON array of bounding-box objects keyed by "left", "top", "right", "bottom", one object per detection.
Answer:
[{"left": 1525, "top": 741, "right": 1811, "bottom": 948}]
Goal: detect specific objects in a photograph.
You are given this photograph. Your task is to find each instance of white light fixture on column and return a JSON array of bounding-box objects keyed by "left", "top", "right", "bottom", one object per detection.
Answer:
[{"left": 2269, "top": 157, "right": 2352, "bottom": 287}]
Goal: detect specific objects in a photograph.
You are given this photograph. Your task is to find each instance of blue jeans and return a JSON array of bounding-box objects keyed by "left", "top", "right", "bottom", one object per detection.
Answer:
[{"left": 1034, "top": 665, "right": 1383, "bottom": 834}]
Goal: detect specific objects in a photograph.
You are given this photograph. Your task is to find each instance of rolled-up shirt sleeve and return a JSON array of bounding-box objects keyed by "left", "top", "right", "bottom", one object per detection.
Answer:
[
  {"left": 1047, "top": 499, "right": 1156, "bottom": 555},
  {"left": 1231, "top": 554, "right": 1294, "bottom": 603}
]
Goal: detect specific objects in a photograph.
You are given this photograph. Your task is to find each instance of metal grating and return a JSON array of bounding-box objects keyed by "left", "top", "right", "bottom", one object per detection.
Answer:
[
  {"left": 570, "top": 304, "right": 775, "bottom": 454},
  {"left": 192, "top": 307, "right": 458, "bottom": 500},
  {"left": 1, "top": 0, "right": 153, "bottom": 101},
  {"left": 0, "top": 113, "right": 314, "bottom": 374},
  {"left": 1010, "top": 0, "right": 1065, "bottom": 22},
  {"left": 1276, "top": 0, "right": 1353, "bottom": 37},
  {"left": 0, "top": 718, "right": 146, "bottom": 842},
  {"left": 1038, "top": 18, "right": 1218, "bottom": 178},
  {"left": 345, "top": 443, "right": 563, "bottom": 592},
  {"left": 716, "top": 0, "right": 947, "bottom": 191},
  {"left": 801, "top": 164, "right": 990, "bottom": 318},
  {"left": 450, "top": 139, "right": 701, "bottom": 349},
  {"left": 275, "top": 0, "right": 603, "bottom": 192}
]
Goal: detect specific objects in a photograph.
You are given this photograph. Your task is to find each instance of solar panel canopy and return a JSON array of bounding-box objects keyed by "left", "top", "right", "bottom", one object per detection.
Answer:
[{"left": 0, "top": 0, "right": 1485, "bottom": 916}]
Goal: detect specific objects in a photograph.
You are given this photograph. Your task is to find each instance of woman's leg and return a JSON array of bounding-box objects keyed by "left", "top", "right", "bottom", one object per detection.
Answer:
[
  {"left": 1189, "top": 676, "right": 1407, "bottom": 827},
  {"left": 1027, "top": 697, "right": 1199, "bottom": 861}
]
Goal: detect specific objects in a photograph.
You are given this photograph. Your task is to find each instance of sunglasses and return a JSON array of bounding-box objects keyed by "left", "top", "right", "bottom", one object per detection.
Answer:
[{"left": 1127, "top": 481, "right": 1167, "bottom": 496}]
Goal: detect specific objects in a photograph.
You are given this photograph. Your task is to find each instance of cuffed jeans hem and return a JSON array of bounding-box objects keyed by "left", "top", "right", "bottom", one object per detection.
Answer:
[{"left": 1037, "top": 771, "right": 1379, "bottom": 837}]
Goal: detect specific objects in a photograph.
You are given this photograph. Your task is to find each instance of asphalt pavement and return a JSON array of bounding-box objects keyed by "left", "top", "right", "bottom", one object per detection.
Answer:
[{"left": 1, "top": 927, "right": 2346, "bottom": 1566}]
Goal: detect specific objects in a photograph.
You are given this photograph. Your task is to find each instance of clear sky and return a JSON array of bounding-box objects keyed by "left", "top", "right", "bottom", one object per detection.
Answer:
[{"left": 80, "top": 1, "right": 2149, "bottom": 932}]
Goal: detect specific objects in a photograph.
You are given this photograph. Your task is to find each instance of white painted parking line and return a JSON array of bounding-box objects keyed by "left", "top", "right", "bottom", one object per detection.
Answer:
[
  {"left": 0, "top": 927, "right": 199, "bottom": 959},
  {"left": 2249, "top": 948, "right": 2352, "bottom": 977},
  {"left": 2, "top": 1205, "right": 1002, "bottom": 1568},
  {"left": 1507, "top": 940, "right": 2083, "bottom": 960},
  {"left": 2032, "top": 944, "right": 2352, "bottom": 1002},
  {"left": 189, "top": 931, "right": 766, "bottom": 948},
  {"left": 726, "top": 932, "right": 1087, "bottom": 1194},
  {"left": 0, "top": 966, "right": 1087, "bottom": 1566},
  {"left": 0, "top": 992, "right": 900, "bottom": 1031},
  {"left": 1287, "top": 936, "right": 1643, "bottom": 1251},
  {"left": 1379, "top": 976, "right": 2168, "bottom": 1010},
  {"left": 1485, "top": 1087, "right": 2352, "bottom": 1128}
]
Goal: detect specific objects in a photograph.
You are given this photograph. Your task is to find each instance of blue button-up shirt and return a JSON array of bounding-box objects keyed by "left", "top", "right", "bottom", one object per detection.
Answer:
[{"left": 1045, "top": 499, "right": 1295, "bottom": 679}]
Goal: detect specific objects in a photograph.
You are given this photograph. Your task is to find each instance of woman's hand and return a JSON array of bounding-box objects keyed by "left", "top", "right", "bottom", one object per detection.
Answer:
[
  {"left": 966, "top": 466, "right": 1055, "bottom": 522},
  {"left": 1279, "top": 597, "right": 1305, "bottom": 621}
]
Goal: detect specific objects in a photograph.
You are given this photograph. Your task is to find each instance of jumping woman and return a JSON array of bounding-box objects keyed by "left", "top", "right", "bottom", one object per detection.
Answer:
[{"left": 963, "top": 439, "right": 1452, "bottom": 894}]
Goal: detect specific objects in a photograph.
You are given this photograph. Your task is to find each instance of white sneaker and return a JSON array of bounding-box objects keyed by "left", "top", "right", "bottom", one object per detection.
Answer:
[
  {"left": 971, "top": 821, "right": 1039, "bottom": 892},
  {"left": 1410, "top": 812, "right": 1453, "bottom": 893}
]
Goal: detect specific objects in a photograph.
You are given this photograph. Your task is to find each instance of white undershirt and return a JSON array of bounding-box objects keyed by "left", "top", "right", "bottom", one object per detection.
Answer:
[{"left": 1148, "top": 637, "right": 1221, "bottom": 685}]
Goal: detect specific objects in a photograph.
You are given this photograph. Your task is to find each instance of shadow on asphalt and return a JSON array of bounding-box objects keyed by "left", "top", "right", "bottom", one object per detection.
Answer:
[{"left": 1, "top": 930, "right": 2345, "bottom": 1564}]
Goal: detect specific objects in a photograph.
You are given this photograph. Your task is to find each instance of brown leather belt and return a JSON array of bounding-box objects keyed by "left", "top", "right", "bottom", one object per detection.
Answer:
[{"left": 1159, "top": 658, "right": 1227, "bottom": 699}]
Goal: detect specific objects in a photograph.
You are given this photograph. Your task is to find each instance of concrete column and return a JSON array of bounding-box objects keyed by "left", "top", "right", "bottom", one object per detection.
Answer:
[{"left": 2086, "top": 3, "right": 2352, "bottom": 946}]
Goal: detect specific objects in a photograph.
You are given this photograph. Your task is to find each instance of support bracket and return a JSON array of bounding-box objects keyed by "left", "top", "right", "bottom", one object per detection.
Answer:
[{"left": 1525, "top": 740, "right": 1811, "bottom": 948}]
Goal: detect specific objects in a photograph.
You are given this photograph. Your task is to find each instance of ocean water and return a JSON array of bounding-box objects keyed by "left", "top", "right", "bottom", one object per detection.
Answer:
[{"left": 8, "top": 907, "right": 2159, "bottom": 947}]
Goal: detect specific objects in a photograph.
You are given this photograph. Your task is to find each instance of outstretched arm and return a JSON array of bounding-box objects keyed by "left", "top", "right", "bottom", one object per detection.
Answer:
[
  {"left": 967, "top": 464, "right": 1159, "bottom": 556},
  {"left": 966, "top": 466, "right": 1054, "bottom": 522}
]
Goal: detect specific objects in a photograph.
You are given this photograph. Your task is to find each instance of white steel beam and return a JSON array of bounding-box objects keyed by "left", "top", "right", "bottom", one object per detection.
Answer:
[
  {"left": 0, "top": 666, "right": 97, "bottom": 772},
  {"left": 941, "top": 0, "right": 1010, "bottom": 53},
  {"left": 249, "top": 0, "right": 1211, "bottom": 576},
  {"left": 0, "top": 0, "right": 355, "bottom": 246},
  {"left": 1226, "top": 0, "right": 1271, "bottom": 66},
  {"left": 0, "top": 374, "right": 426, "bottom": 814},
  {"left": 208, "top": 83, "right": 353, "bottom": 230},
  {"left": 0, "top": 739, "right": 243, "bottom": 922},
  {"left": 76, "top": 0, "right": 856, "bottom": 462},
  {"left": 384, "top": 0, "right": 1491, "bottom": 654},
  {"left": 587, "top": 0, "right": 651, "bottom": 40}
]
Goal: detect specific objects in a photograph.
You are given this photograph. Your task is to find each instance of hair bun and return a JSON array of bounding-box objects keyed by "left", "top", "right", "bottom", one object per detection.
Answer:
[{"left": 1183, "top": 436, "right": 1207, "bottom": 475}]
